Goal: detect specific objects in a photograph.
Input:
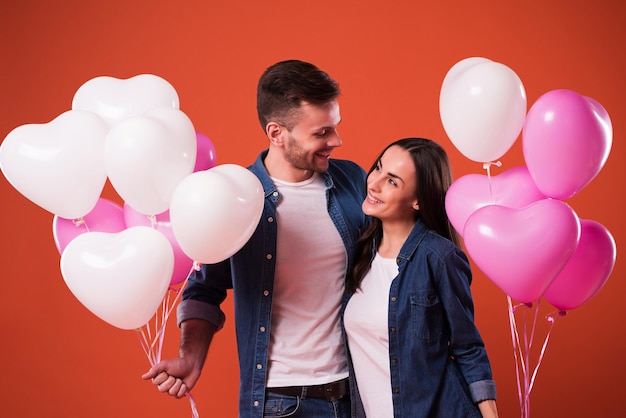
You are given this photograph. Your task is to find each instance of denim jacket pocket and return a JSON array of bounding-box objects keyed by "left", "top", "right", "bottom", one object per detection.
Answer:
[{"left": 410, "top": 291, "right": 443, "bottom": 342}]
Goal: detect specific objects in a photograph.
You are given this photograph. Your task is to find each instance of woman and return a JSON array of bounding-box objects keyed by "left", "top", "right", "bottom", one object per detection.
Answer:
[{"left": 344, "top": 138, "right": 498, "bottom": 417}]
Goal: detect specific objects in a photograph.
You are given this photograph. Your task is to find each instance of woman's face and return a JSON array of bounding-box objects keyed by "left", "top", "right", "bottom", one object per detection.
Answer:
[{"left": 362, "top": 145, "right": 418, "bottom": 223}]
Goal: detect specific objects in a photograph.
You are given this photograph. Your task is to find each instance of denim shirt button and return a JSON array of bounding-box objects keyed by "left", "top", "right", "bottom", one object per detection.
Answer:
[
  {"left": 272, "top": 191, "right": 279, "bottom": 197},
  {"left": 267, "top": 216, "right": 274, "bottom": 222},
  {"left": 266, "top": 253, "right": 273, "bottom": 259},
  {"left": 393, "top": 388, "right": 400, "bottom": 394},
  {"left": 390, "top": 296, "right": 397, "bottom": 302},
  {"left": 254, "top": 401, "right": 259, "bottom": 407},
  {"left": 263, "top": 290, "right": 269, "bottom": 296},
  {"left": 391, "top": 358, "right": 398, "bottom": 364},
  {"left": 390, "top": 327, "right": 396, "bottom": 333},
  {"left": 260, "top": 326, "right": 266, "bottom": 332},
  {"left": 256, "top": 363, "right": 263, "bottom": 369}
]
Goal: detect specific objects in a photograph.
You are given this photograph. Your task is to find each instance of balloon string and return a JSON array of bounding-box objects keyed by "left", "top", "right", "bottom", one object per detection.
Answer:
[
  {"left": 508, "top": 296, "right": 563, "bottom": 418},
  {"left": 482, "top": 161, "right": 502, "bottom": 203},
  {"left": 507, "top": 296, "right": 525, "bottom": 416},
  {"left": 186, "top": 392, "right": 200, "bottom": 418},
  {"left": 528, "top": 309, "right": 565, "bottom": 394},
  {"left": 73, "top": 217, "right": 90, "bottom": 232},
  {"left": 136, "top": 261, "right": 203, "bottom": 417}
]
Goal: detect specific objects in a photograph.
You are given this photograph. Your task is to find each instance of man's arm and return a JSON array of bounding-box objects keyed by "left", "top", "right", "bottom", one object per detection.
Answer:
[
  {"left": 478, "top": 399, "right": 499, "bottom": 418},
  {"left": 142, "top": 319, "right": 218, "bottom": 398}
]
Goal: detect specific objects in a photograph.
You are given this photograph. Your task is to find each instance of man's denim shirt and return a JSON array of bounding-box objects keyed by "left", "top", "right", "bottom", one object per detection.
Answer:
[
  {"left": 345, "top": 218, "right": 496, "bottom": 417},
  {"left": 178, "top": 150, "right": 368, "bottom": 418}
]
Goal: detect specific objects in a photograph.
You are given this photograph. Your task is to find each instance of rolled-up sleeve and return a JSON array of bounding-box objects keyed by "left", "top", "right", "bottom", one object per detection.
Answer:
[{"left": 177, "top": 299, "right": 226, "bottom": 330}]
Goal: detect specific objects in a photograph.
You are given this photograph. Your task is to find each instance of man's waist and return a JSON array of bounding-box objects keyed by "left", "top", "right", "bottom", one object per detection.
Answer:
[{"left": 267, "top": 377, "right": 349, "bottom": 401}]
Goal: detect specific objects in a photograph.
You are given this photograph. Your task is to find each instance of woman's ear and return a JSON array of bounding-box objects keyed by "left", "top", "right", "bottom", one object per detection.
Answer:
[{"left": 412, "top": 201, "right": 419, "bottom": 210}]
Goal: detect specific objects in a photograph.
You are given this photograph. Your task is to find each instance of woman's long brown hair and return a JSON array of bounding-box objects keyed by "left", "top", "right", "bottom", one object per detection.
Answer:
[{"left": 347, "top": 137, "right": 460, "bottom": 293}]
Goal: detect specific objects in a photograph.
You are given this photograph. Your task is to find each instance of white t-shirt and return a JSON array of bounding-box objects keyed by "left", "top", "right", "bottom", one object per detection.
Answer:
[
  {"left": 266, "top": 173, "right": 349, "bottom": 387},
  {"left": 344, "top": 252, "right": 398, "bottom": 417}
]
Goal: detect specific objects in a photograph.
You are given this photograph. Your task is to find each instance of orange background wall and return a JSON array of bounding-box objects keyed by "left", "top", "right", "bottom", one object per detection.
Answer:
[{"left": 1, "top": 1, "right": 623, "bottom": 417}]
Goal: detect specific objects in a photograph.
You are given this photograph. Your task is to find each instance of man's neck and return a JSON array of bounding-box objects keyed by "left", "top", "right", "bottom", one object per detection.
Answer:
[{"left": 264, "top": 150, "right": 314, "bottom": 183}]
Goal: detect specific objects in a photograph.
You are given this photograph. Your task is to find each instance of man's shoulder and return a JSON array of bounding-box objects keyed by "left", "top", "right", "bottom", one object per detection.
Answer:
[{"left": 329, "top": 158, "right": 365, "bottom": 175}]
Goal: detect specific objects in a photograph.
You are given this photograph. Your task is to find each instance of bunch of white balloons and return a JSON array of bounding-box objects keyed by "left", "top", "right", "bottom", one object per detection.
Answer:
[{"left": 0, "top": 74, "right": 264, "bottom": 330}]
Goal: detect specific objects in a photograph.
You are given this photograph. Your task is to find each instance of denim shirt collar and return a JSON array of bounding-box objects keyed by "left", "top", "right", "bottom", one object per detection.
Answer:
[
  {"left": 370, "top": 218, "right": 429, "bottom": 265},
  {"left": 396, "top": 218, "right": 428, "bottom": 262}
]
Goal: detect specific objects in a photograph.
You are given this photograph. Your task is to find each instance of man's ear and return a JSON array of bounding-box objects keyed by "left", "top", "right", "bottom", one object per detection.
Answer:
[{"left": 266, "top": 122, "right": 284, "bottom": 146}]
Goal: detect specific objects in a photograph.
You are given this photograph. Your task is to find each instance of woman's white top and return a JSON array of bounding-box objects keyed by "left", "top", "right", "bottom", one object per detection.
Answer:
[{"left": 344, "top": 252, "right": 398, "bottom": 417}]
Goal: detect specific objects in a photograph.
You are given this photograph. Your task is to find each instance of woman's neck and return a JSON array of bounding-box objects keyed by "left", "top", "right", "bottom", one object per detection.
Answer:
[{"left": 377, "top": 219, "right": 415, "bottom": 259}]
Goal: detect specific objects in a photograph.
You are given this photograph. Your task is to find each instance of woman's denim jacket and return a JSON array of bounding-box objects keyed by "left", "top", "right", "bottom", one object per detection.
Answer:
[
  {"left": 344, "top": 218, "right": 496, "bottom": 417},
  {"left": 177, "top": 150, "right": 368, "bottom": 418}
]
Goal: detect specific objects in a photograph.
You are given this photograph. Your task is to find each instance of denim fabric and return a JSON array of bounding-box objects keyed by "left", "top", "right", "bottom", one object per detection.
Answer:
[
  {"left": 178, "top": 150, "right": 368, "bottom": 418},
  {"left": 263, "top": 392, "right": 351, "bottom": 418},
  {"left": 344, "top": 218, "right": 496, "bottom": 417}
]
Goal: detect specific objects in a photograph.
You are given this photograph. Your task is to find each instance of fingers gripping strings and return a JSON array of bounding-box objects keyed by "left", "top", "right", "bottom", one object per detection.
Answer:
[{"left": 137, "top": 261, "right": 202, "bottom": 418}]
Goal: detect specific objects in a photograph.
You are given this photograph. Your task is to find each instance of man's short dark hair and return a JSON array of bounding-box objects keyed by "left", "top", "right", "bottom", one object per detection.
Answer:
[{"left": 256, "top": 60, "right": 341, "bottom": 130}]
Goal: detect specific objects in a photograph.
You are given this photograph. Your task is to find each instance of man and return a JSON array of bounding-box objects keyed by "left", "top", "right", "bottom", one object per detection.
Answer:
[{"left": 143, "top": 60, "right": 368, "bottom": 418}]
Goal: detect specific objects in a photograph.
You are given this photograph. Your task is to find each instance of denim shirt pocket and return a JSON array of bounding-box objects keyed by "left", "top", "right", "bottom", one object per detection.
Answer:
[{"left": 410, "top": 291, "right": 443, "bottom": 342}]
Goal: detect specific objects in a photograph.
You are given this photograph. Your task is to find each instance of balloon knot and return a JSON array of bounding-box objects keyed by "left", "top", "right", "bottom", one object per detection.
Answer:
[{"left": 482, "top": 161, "right": 502, "bottom": 170}]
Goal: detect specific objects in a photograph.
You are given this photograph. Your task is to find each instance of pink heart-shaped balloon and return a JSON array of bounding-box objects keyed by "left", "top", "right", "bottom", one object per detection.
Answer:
[
  {"left": 0, "top": 110, "right": 109, "bottom": 219},
  {"left": 544, "top": 219, "right": 616, "bottom": 310},
  {"left": 446, "top": 166, "right": 545, "bottom": 236},
  {"left": 123, "top": 203, "right": 194, "bottom": 286},
  {"left": 53, "top": 198, "right": 126, "bottom": 254},
  {"left": 522, "top": 89, "right": 612, "bottom": 199},
  {"left": 463, "top": 199, "right": 580, "bottom": 303},
  {"left": 72, "top": 74, "right": 180, "bottom": 126},
  {"left": 60, "top": 226, "right": 174, "bottom": 330}
]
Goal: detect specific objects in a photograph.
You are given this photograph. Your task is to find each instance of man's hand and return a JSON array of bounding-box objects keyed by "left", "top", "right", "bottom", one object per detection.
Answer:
[
  {"left": 142, "top": 357, "right": 201, "bottom": 398},
  {"left": 141, "top": 319, "right": 217, "bottom": 398}
]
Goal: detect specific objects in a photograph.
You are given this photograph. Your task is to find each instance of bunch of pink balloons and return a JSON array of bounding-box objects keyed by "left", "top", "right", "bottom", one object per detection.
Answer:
[
  {"left": 0, "top": 74, "right": 264, "bottom": 330},
  {"left": 442, "top": 58, "right": 615, "bottom": 309}
]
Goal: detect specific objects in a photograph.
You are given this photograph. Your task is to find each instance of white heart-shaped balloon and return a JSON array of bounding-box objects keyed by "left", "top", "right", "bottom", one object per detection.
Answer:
[
  {"left": 170, "top": 164, "right": 264, "bottom": 264},
  {"left": 60, "top": 226, "right": 174, "bottom": 330},
  {"left": 105, "top": 107, "right": 196, "bottom": 215},
  {"left": 72, "top": 74, "right": 180, "bottom": 126},
  {"left": 0, "top": 110, "right": 109, "bottom": 219}
]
